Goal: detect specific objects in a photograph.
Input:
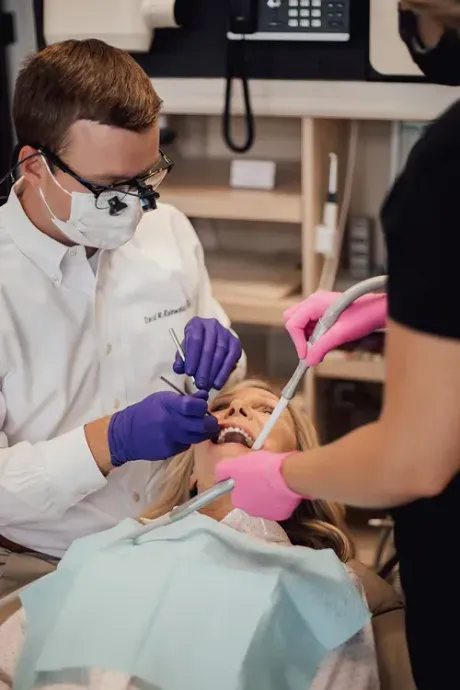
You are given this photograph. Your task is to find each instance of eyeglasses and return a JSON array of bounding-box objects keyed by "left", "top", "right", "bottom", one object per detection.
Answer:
[{"left": 38, "top": 146, "right": 174, "bottom": 211}]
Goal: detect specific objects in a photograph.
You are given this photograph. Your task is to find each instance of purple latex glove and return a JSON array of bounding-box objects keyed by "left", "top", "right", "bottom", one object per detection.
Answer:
[
  {"left": 108, "top": 391, "right": 219, "bottom": 466},
  {"left": 173, "top": 317, "right": 242, "bottom": 391},
  {"left": 284, "top": 291, "right": 387, "bottom": 365}
]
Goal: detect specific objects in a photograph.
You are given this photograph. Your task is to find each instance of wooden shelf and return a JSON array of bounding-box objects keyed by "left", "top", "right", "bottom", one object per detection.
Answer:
[
  {"left": 214, "top": 292, "right": 299, "bottom": 327},
  {"left": 160, "top": 159, "right": 302, "bottom": 224},
  {"left": 316, "top": 355, "right": 385, "bottom": 383}
]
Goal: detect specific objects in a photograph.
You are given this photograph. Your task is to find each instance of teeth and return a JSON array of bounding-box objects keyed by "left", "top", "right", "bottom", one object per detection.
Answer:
[{"left": 217, "top": 426, "right": 254, "bottom": 449}]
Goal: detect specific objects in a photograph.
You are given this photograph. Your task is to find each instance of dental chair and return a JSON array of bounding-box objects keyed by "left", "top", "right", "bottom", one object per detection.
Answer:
[
  {"left": 349, "top": 559, "right": 415, "bottom": 690},
  {"left": 370, "top": 516, "right": 402, "bottom": 595}
]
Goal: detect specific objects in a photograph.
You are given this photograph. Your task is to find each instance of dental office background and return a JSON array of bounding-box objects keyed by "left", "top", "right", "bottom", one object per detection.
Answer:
[{"left": 0, "top": 0, "right": 451, "bottom": 562}]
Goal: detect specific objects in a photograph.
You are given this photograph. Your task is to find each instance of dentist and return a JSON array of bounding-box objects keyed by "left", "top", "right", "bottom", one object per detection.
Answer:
[
  {"left": 0, "top": 38, "right": 245, "bottom": 597},
  {"left": 216, "top": 4, "right": 460, "bottom": 687}
]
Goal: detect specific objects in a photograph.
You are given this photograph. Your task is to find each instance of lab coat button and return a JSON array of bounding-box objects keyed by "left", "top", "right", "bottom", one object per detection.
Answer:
[
  {"left": 106, "top": 343, "right": 112, "bottom": 355},
  {"left": 133, "top": 492, "right": 140, "bottom": 504}
]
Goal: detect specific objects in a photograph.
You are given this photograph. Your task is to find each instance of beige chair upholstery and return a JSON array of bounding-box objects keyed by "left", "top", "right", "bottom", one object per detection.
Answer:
[{"left": 349, "top": 560, "right": 416, "bottom": 690}]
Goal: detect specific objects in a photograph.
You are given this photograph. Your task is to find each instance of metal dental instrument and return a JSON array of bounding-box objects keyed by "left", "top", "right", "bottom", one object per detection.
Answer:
[
  {"left": 167, "top": 275, "right": 387, "bottom": 525},
  {"left": 160, "top": 374, "right": 187, "bottom": 396},
  {"left": 159, "top": 375, "right": 213, "bottom": 417},
  {"left": 169, "top": 327, "right": 197, "bottom": 389}
]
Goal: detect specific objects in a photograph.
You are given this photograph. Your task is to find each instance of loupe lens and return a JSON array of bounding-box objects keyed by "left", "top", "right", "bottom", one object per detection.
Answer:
[{"left": 143, "top": 168, "right": 169, "bottom": 191}]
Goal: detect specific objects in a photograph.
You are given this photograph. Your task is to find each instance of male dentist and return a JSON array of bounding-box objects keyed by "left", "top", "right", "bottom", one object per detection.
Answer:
[{"left": 0, "top": 38, "right": 245, "bottom": 597}]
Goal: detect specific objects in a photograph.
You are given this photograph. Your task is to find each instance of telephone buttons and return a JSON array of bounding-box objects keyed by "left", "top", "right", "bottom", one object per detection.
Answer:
[{"left": 234, "top": 0, "right": 350, "bottom": 40}]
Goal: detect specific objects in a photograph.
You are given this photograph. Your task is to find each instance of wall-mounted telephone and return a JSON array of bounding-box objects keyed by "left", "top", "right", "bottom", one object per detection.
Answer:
[{"left": 228, "top": 0, "right": 350, "bottom": 42}]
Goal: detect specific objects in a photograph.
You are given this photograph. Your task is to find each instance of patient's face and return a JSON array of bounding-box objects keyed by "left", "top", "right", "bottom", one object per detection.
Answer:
[{"left": 192, "top": 387, "right": 297, "bottom": 501}]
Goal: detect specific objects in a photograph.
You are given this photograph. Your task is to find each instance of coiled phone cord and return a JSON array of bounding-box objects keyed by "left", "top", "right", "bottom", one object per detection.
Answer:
[{"left": 222, "top": 37, "right": 255, "bottom": 154}]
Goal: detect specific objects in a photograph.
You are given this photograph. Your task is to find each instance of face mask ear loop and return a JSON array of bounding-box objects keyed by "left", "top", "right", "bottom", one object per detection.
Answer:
[
  {"left": 38, "top": 187, "right": 59, "bottom": 221},
  {"left": 39, "top": 155, "right": 72, "bottom": 221},
  {"left": 41, "top": 156, "right": 72, "bottom": 197}
]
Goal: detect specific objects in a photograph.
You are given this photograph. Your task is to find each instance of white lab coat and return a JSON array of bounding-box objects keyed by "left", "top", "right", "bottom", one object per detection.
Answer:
[{"left": 0, "top": 183, "right": 246, "bottom": 557}]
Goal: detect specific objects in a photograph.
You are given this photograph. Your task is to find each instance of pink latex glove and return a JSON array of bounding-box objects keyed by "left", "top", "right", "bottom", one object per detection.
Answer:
[
  {"left": 284, "top": 291, "right": 388, "bottom": 364},
  {"left": 215, "top": 450, "right": 303, "bottom": 521}
]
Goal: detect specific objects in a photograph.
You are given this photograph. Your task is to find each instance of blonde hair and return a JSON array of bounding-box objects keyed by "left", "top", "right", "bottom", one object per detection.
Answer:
[
  {"left": 403, "top": 0, "right": 460, "bottom": 26},
  {"left": 142, "top": 380, "right": 355, "bottom": 562}
]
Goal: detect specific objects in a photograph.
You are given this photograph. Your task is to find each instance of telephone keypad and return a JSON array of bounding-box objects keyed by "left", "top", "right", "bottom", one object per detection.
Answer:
[
  {"left": 261, "top": 0, "right": 350, "bottom": 36},
  {"left": 229, "top": 0, "right": 350, "bottom": 41}
]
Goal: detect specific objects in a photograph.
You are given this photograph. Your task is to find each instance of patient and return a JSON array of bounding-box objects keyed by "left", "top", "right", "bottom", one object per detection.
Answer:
[
  {"left": 0, "top": 381, "right": 413, "bottom": 690},
  {"left": 143, "top": 379, "right": 354, "bottom": 561}
]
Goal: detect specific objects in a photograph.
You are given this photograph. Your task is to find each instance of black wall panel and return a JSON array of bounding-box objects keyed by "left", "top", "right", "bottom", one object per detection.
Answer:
[
  {"left": 0, "top": 0, "right": 13, "bottom": 204},
  {"left": 136, "top": 0, "right": 370, "bottom": 81}
]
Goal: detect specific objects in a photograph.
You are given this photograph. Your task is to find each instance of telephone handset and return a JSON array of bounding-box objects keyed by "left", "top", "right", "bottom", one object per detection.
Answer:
[
  {"left": 223, "top": 0, "right": 350, "bottom": 154},
  {"left": 228, "top": 0, "right": 350, "bottom": 42},
  {"left": 228, "top": 0, "right": 259, "bottom": 35}
]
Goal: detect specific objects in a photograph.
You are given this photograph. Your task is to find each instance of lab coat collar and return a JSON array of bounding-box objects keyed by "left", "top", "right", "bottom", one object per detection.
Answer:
[{"left": 1, "top": 180, "right": 69, "bottom": 285}]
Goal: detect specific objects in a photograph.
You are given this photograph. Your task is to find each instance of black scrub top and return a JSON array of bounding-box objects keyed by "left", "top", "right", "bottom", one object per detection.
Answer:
[
  {"left": 381, "top": 100, "right": 460, "bottom": 689},
  {"left": 399, "top": 8, "right": 460, "bottom": 85}
]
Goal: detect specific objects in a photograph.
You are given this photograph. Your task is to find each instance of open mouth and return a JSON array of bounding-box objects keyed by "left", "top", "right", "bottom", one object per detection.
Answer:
[{"left": 214, "top": 425, "right": 255, "bottom": 449}]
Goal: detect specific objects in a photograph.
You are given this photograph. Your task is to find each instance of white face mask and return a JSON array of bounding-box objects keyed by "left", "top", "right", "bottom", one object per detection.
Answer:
[{"left": 39, "top": 158, "right": 143, "bottom": 250}]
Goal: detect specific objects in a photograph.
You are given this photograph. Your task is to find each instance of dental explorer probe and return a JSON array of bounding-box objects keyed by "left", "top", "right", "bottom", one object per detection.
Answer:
[
  {"left": 169, "top": 328, "right": 197, "bottom": 389},
  {"left": 159, "top": 375, "right": 214, "bottom": 417},
  {"left": 166, "top": 275, "right": 387, "bottom": 525}
]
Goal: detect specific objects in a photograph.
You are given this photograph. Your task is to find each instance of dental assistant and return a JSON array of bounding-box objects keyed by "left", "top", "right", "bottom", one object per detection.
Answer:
[
  {"left": 216, "top": 6, "right": 460, "bottom": 688},
  {"left": 0, "top": 38, "right": 245, "bottom": 597},
  {"left": 399, "top": 0, "right": 460, "bottom": 85}
]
